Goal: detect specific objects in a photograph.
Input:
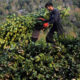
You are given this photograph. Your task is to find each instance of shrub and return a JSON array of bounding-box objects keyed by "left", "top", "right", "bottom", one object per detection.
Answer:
[{"left": 0, "top": 8, "right": 80, "bottom": 80}]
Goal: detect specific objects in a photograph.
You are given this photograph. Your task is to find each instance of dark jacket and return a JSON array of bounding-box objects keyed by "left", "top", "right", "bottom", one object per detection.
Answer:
[{"left": 46, "top": 8, "right": 65, "bottom": 35}]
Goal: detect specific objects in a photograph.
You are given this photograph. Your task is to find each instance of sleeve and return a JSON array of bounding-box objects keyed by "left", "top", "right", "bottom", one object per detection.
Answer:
[{"left": 46, "top": 9, "right": 60, "bottom": 24}]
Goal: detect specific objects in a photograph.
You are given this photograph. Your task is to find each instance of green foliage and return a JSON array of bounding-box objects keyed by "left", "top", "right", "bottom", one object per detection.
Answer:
[
  {"left": 0, "top": 8, "right": 80, "bottom": 80},
  {"left": 74, "top": 10, "right": 80, "bottom": 29},
  {"left": 0, "top": 8, "right": 49, "bottom": 50},
  {"left": 58, "top": 6, "right": 72, "bottom": 27},
  {"left": 0, "top": 36, "right": 80, "bottom": 80},
  {"left": 72, "top": 0, "right": 80, "bottom": 8}
]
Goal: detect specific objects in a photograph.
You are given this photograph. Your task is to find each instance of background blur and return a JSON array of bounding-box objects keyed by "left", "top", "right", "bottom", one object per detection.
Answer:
[{"left": 0, "top": 0, "right": 80, "bottom": 36}]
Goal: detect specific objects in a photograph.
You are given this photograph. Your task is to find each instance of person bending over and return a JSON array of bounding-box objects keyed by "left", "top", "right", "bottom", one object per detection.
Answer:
[{"left": 31, "top": 2, "right": 65, "bottom": 45}]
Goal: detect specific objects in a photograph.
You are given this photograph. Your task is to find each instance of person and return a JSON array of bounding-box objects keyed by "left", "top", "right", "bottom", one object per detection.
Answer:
[
  {"left": 31, "top": 2, "right": 65, "bottom": 46},
  {"left": 44, "top": 2, "right": 65, "bottom": 44}
]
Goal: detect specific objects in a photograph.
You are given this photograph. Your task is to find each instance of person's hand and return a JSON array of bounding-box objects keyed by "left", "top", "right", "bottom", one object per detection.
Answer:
[
  {"left": 37, "top": 18, "right": 45, "bottom": 21},
  {"left": 43, "top": 22, "right": 49, "bottom": 28}
]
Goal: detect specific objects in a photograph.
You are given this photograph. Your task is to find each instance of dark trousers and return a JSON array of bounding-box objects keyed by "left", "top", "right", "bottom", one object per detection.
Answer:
[
  {"left": 46, "top": 23, "right": 64, "bottom": 43},
  {"left": 46, "top": 26, "right": 55, "bottom": 44}
]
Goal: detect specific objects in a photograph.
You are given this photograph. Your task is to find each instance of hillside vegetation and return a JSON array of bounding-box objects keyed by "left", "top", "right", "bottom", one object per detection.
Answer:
[
  {"left": 0, "top": 0, "right": 80, "bottom": 33},
  {"left": 0, "top": 7, "right": 80, "bottom": 80},
  {"left": 0, "top": 0, "right": 80, "bottom": 80}
]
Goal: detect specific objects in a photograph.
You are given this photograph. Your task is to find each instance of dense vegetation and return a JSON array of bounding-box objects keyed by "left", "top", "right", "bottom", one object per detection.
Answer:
[
  {"left": 0, "top": 6, "right": 80, "bottom": 80},
  {"left": 0, "top": 0, "right": 80, "bottom": 80},
  {"left": 0, "top": 0, "right": 80, "bottom": 35},
  {"left": 0, "top": 36, "right": 80, "bottom": 80},
  {"left": 0, "top": 0, "right": 79, "bottom": 17}
]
